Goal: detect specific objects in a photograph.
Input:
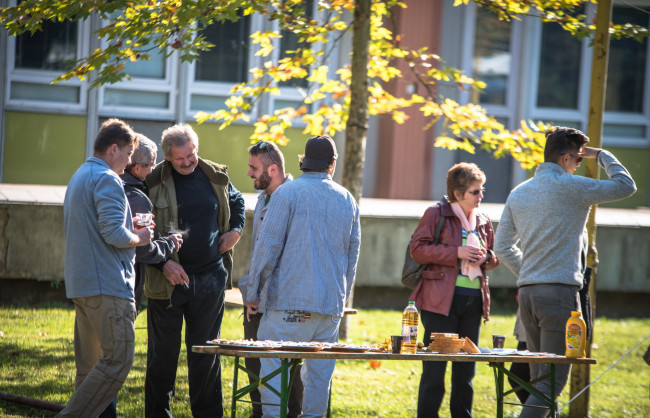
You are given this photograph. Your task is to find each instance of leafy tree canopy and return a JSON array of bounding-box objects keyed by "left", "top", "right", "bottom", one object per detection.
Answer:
[{"left": 2, "top": 0, "right": 646, "bottom": 170}]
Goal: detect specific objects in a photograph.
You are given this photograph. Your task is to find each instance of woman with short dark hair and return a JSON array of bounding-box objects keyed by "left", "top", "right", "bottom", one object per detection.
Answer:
[{"left": 410, "top": 162, "right": 500, "bottom": 417}]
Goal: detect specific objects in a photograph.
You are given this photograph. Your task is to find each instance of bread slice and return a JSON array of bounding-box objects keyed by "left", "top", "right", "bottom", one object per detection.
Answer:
[{"left": 461, "top": 337, "right": 480, "bottom": 354}]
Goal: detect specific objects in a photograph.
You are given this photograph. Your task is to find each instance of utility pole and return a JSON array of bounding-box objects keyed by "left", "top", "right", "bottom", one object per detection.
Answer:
[{"left": 570, "top": 0, "right": 612, "bottom": 416}]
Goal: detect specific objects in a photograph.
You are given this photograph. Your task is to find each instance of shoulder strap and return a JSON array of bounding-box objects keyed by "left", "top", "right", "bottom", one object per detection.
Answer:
[{"left": 433, "top": 215, "right": 445, "bottom": 244}]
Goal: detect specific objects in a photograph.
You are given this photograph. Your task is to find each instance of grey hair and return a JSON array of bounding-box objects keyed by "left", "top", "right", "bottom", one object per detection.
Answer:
[
  {"left": 126, "top": 134, "right": 158, "bottom": 171},
  {"left": 161, "top": 124, "right": 199, "bottom": 157}
]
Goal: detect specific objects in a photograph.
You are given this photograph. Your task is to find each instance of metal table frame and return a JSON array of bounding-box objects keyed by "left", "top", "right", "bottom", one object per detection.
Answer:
[{"left": 192, "top": 346, "right": 596, "bottom": 418}]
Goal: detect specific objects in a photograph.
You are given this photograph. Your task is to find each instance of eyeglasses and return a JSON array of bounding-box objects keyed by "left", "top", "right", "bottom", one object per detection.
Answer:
[
  {"left": 255, "top": 141, "right": 278, "bottom": 166},
  {"left": 467, "top": 187, "right": 485, "bottom": 196}
]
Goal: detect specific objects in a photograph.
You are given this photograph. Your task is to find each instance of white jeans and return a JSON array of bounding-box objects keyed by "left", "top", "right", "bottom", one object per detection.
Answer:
[{"left": 258, "top": 310, "right": 341, "bottom": 418}]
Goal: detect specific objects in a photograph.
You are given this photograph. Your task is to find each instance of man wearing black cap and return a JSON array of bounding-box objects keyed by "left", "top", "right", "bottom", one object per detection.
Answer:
[{"left": 245, "top": 135, "right": 361, "bottom": 417}]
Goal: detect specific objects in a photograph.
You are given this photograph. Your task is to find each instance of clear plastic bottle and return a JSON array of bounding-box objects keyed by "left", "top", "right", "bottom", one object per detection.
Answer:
[
  {"left": 401, "top": 301, "right": 419, "bottom": 354},
  {"left": 565, "top": 311, "right": 587, "bottom": 358}
]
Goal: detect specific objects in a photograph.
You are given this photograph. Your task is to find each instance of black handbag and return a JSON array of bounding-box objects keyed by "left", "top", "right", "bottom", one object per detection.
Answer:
[{"left": 401, "top": 214, "right": 445, "bottom": 289}]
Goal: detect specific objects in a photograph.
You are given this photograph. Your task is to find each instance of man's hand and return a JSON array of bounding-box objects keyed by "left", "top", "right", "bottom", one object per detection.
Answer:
[
  {"left": 218, "top": 230, "right": 241, "bottom": 254},
  {"left": 246, "top": 301, "right": 260, "bottom": 322},
  {"left": 581, "top": 146, "right": 601, "bottom": 159},
  {"left": 162, "top": 259, "right": 190, "bottom": 287},
  {"left": 168, "top": 233, "right": 183, "bottom": 253},
  {"left": 130, "top": 226, "right": 154, "bottom": 247}
]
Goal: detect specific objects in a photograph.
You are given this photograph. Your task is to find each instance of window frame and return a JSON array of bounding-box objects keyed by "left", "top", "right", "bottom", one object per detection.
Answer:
[{"left": 4, "top": 17, "right": 90, "bottom": 114}]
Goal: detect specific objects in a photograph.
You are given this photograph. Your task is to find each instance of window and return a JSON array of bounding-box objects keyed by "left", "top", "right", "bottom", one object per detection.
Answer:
[
  {"left": 14, "top": 20, "right": 77, "bottom": 71},
  {"left": 195, "top": 16, "right": 251, "bottom": 83},
  {"left": 473, "top": 6, "right": 511, "bottom": 106},
  {"left": 605, "top": 6, "right": 648, "bottom": 113},
  {"left": 7, "top": 18, "right": 86, "bottom": 109},
  {"left": 536, "top": 21, "right": 582, "bottom": 109},
  {"left": 278, "top": 1, "right": 314, "bottom": 88}
]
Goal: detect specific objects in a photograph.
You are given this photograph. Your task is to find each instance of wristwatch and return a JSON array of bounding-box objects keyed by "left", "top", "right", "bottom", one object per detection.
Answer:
[
  {"left": 482, "top": 249, "right": 493, "bottom": 265},
  {"left": 231, "top": 226, "right": 243, "bottom": 235}
]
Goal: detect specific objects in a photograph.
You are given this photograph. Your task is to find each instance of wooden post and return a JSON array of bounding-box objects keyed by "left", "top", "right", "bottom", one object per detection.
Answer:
[{"left": 570, "top": 0, "right": 612, "bottom": 416}]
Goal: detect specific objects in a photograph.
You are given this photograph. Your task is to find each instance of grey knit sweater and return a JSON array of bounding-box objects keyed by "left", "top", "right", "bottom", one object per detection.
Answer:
[{"left": 494, "top": 150, "right": 636, "bottom": 288}]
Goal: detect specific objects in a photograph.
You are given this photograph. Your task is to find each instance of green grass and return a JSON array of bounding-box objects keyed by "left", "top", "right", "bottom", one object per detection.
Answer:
[{"left": 1, "top": 304, "right": 649, "bottom": 417}]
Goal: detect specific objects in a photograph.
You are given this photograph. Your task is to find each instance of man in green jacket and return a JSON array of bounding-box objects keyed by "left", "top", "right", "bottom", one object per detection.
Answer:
[{"left": 144, "top": 124, "right": 246, "bottom": 417}]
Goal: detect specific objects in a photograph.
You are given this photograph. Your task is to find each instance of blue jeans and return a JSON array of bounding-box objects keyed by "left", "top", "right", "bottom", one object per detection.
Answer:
[{"left": 417, "top": 293, "right": 482, "bottom": 418}]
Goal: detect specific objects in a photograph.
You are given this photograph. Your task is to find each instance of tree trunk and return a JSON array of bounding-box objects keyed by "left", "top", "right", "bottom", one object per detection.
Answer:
[
  {"left": 339, "top": 0, "right": 371, "bottom": 339},
  {"left": 570, "top": 0, "right": 612, "bottom": 416}
]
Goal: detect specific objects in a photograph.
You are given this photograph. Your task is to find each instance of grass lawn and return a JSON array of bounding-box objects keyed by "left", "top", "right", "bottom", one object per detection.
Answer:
[{"left": 1, "top": 303, "right": 649, "bottom": 417}]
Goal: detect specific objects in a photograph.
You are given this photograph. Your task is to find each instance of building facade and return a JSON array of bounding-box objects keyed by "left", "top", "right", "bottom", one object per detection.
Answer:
[{"left": 1, "top": 0, "right": 648, "bottom": 207}]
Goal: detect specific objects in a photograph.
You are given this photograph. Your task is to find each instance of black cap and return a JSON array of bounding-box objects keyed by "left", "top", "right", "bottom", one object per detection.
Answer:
[{"left": 300, "top": 136, "right": 337, "bottom": 171}]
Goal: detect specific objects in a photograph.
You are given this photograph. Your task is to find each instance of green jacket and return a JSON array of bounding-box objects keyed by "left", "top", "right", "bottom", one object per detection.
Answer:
[{"left": 144, "top": 158, "right": 233, "bottom": 300}]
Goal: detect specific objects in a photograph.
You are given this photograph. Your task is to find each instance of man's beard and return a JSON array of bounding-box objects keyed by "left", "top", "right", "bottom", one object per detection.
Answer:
[{"left": 254, "top": 170, "right": 272, "bottom": 190}]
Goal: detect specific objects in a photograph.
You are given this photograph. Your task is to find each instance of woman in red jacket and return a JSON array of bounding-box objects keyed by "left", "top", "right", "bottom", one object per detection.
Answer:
[{"left": 410, "top": 162, "right": 500, "bottom": 417}]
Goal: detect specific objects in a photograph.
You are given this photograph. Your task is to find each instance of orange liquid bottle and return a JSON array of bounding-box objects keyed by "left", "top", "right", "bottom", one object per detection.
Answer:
[
  {"left": 401, "top": 301, "right": 419, "bottom": 354},
  {"left": 565, "top": 311, "right": 586, "bottom": 358}
]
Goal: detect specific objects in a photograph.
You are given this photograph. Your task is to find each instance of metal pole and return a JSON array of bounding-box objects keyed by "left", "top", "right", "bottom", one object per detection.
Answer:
[{"left": 570, "top": 0, "right": 612, "bottom": 416}]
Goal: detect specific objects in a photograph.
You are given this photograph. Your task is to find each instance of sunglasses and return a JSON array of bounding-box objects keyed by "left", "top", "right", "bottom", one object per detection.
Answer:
[
  {"left": 467, "top": 187, "right": 485, "bottom": 196},
  {"left": 255, "top": 140, "right": 278, "bottom": 166},
  {"left": 567, "top": 153, "right": 584, "bottom": 163}
]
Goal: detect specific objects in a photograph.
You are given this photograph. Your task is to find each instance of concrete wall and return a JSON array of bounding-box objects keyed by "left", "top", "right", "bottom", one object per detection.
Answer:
[{"left": 2, "top": 196, "right": 649, "bottom": 295}]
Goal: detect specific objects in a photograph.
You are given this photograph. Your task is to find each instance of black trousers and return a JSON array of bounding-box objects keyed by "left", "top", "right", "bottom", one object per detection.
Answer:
[
  {"left": 417, "top": 294, "right": 482, "bottom": 418},
  {"left": 243, "top": 309, "right": 303, "bottom": 418},
  {"left": 508, "top": 341, "right": 531, "bottom": 403},
  {"left": 145, "top": 269, "right": 226, "bottom": 418}
]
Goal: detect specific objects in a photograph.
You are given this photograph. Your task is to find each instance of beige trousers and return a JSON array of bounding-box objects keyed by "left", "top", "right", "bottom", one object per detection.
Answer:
[{"left": 57, "top": 295, "right": 136, "bottom": 418}]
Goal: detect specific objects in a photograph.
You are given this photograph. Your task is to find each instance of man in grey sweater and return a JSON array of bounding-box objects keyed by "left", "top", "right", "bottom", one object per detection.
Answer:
[{"left": 494, "top": 127, "right": 636, "bottom": 418}]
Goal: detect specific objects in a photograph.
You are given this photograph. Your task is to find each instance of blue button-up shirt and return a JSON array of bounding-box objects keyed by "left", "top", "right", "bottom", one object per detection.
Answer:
[{"left": 245, "top": 172, "right": 361, "bottom": 316}]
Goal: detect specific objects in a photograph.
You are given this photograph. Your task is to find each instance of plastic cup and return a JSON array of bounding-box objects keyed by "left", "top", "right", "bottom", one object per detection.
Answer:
[
  {"left": 390, "top": 335, "right": 403, "bottom": 354},
  {"left": 136, "top": 213, "right": 153, "bottom": 226},
  {"left": 492, "top": 334, "right": 505, "bottom": 349}
]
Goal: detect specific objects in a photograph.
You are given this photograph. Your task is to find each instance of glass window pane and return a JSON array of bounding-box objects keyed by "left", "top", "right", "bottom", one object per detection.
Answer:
[
  {"left": 190, "top": 94, "right": 228, "bottom": 112},
  {"left": 103, "top": 89, "right": 169, "bottom": 108},
  {"left": 196, "top": 16, "right": 251, "bottom": 83},
  {"left": 605, "top": 6, "right": 648, "bottom": 113},
  {"left": 123, "top": 48, "right": 166, "bottom": 79},
  {"left": 10, "top": 81, "right": 79, "bottom": 103},
  {"left": 536, "top": 20, "right": 582, "bottom": 109},
  {"left": 603, "top": 123, "right": 645, "bottom": 138},
  {"left": 14, "top": 20, "right": 77, "bottom": 71},
  {"left": 473, "top": 7, "right": 511, "bottom": 105},
  {"left": 278, "top": 1, "right": 313, "bottom": 88}
]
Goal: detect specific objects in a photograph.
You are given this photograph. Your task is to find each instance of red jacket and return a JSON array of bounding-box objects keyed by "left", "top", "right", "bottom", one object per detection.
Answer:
[{"left": 409, "top": 199, "right": 499, "bottom": 321}]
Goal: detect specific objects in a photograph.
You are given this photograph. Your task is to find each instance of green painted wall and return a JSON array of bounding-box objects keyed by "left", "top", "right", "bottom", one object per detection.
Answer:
[
  {"left": 2, "top": 112, "right": 648, "bottom": 209},
  {"left": 603, "top": 147, "right": 649, "bottom": 208},
  {"left": 190, "top": 123, "right": 309, "bottom": 193},
  {"left": 3, "top": 112, "right": 87, "bottom": 185}
]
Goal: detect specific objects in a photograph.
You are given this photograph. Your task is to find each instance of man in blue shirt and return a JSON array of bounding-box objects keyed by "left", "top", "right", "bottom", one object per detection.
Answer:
[
  {"left": 144, "top": 124, "right": 246, "bottom": 417},
  {"left": 60, "top": 118, "right": 154, "bottom": 418},
  {"left": 246, "top": 135, "right": 361, "bottom": 417}
]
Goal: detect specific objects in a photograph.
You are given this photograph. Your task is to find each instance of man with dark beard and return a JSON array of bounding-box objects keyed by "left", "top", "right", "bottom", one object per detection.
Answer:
[{"left": 238, "top": 140, "right": 299, "bottom": 417}]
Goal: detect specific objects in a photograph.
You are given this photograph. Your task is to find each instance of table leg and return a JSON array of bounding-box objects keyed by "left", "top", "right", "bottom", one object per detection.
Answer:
[
  {"left": 550, "top": 364, "right": 557, "bottom": 417},
  {"left": 491, "top": 363, "right": 505, "bottom": 418},
  {"left": 280, "top": 359, "right": 289, "bottom": 418},
  {"left": 232, "top": 356, "right": 240, "bottom": 417}
]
